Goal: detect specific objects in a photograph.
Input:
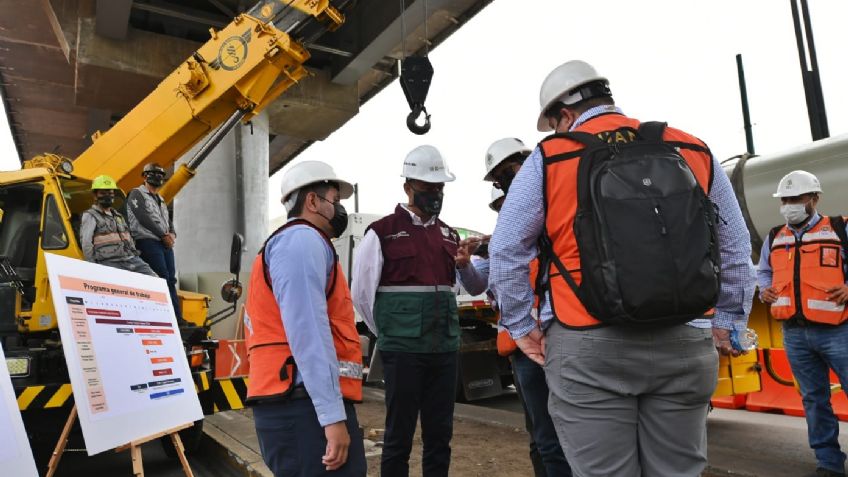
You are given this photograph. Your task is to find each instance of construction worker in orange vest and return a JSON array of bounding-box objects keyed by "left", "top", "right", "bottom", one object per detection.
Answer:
[
  {"left": 243, "top": 161, "right": 365, "bottom": 477},
  {"left": 457, "top": 140, "right": 571, "bottom": 477},
  {"left": 489, "top": 60, "right": 756, "bottom": 476},
  {"left": 758, "top": 170, "right": 848, "bottom": 477}
]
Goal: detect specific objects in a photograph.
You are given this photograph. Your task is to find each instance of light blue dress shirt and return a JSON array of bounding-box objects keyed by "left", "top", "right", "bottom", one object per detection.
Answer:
[
  {"left": 490, "top": 106, "right": 757, "bottom": 339},
  {"left": 266, "top": 223, "right": 346, "bottom": 427},
  {"left": 458, "top": 256, "right": 489, "bottom": 296}
]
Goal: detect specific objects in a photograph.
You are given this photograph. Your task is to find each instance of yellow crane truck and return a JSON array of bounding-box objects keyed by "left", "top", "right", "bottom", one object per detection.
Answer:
[{"left": 0, "top": 0, "right": 347, "bottom": 457}]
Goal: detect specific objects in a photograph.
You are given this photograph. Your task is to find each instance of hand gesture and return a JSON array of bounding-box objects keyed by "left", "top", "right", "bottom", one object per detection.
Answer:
[
  {"left": 760, "top": 286, "right": 778, "bottom": 304},
  {"left": 515, "top": 327, "right": 546, "bottom": 366},
  {"left": 162, "top": 233, "right": 176, "bottom": 249},
  {"left": 827, "top": 284, "right": 848, "bottom": 305},
  {"left": 322, "top": 421, "right": 350, "bottom": 471},
  {"left": 712, "top": 328, "right": 741, "bottom": 357},
  {"left": 455, "top": 238, "right": 476, "bottom": 269}
]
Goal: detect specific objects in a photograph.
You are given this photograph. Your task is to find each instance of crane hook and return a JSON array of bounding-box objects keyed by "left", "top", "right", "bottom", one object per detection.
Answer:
[
  {"left": 406, "top": 104, "right": 431, "bottom": 135},
  {"left": 400, "top": 56, "right": 434, "bottom": 135}
]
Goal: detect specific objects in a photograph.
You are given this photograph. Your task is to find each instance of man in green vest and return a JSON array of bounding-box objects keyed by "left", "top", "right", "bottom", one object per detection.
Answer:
[
  {"left": 80, "top": 175, "right": 156, "bottom": 276},
  {"left": 351, "top": 145, "right": 460, "bottom": 477}
]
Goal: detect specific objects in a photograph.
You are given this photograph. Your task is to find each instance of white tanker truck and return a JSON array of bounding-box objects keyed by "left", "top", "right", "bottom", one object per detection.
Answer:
[{"left": 717, "top": 132, "right": 848, "bottom": 399}]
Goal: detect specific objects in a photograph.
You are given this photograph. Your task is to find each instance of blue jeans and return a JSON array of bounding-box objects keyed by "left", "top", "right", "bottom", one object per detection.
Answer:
[
  {"left": 511, "top": 350, "right": 572, "bottom": 476},
  {"left": 254, "top": 399, "right": 366, "bottom": 477},
  {"left": 784, "top": 321, "right": 848, "bottom": 474},
  {"left": 135, "top": 238, "right": 182, "bottom": 320}
]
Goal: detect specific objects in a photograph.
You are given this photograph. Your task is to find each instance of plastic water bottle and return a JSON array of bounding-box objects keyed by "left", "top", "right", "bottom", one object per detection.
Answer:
[{"left": 730, "top": 328, "right": 759, "bottom": 352}]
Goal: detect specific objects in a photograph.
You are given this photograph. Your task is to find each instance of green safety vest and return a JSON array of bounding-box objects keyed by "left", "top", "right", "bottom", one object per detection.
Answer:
[{"left": 374, "top": 285, "right": 459, "bottom": 353}]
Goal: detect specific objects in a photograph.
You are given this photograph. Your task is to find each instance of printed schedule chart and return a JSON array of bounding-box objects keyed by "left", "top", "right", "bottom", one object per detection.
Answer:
[{"left": 46, "top": 253, "right": 203, "bottom": 455}]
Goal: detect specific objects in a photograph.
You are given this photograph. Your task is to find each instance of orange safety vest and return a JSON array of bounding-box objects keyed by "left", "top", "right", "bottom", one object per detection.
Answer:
[
  {"left": 540, "top": 113, "right": 714, "bottom": 329},
  {"left": 769, "top": 215, "right": 848, "bottom": 325},
  {"left": 243, "top": 219, "right": 363, "bottom": 403},
  {"left": 496, "top": 259, "right": 540, "bottom": 356}
]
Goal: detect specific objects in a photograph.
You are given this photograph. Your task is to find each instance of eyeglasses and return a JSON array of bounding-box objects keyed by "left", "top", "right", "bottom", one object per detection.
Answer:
[
  {"left": 316, "top": 194, "right": 341, "bottom": 206},
  {"left": 407, "top": 181, "right": 444, "bottom": 193}
]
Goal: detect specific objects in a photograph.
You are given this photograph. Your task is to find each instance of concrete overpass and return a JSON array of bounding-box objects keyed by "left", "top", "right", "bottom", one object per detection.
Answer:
[
  {"left": 0, "top": 0, "right": 493, "bottom": 336},
  {"left": 0, "top": 0, "right": 492, "bottom": 172}
]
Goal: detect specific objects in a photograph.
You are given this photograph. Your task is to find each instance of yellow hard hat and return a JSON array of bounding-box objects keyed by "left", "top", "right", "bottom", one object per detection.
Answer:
[{"left": 91, "top": 175, "right": 119, "bottom": 191}]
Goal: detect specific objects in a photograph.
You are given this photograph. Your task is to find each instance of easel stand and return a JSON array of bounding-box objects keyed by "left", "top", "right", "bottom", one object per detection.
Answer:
[{"left": 46, "top": 405, "right": 195, "bottom": 477}]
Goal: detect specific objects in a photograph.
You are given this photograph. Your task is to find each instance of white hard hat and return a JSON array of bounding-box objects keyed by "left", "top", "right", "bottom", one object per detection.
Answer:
[
  {"left": 537, "top": 60, "right": 608, "bottom": 132},
  {"left": 280, "top": 161, "right": 354, "bottom": 208},
  {"left": 773, "top": 170, "right": 822, "bottom": 198},
  {"left": 401, "top": 145, "right": 456, "bottom": 183},
  {"left": 484, "top": 138, "right": 530, "bottom": 182},
  {"left": 489, "top": 186, "right": 505, "bottom": 211}
]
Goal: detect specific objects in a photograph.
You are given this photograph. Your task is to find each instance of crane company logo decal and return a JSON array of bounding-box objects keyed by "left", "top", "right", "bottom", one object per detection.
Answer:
[{"left": 212, "top": 29, "right": 251, "bottom": 71}]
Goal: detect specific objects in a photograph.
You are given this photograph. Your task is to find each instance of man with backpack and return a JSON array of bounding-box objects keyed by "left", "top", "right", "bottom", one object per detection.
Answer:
[
  {"left": 489, "top": 60, "right": 756, "bottom": 476},
  {"left": 758, "top": 171, "right": 848, "bottom": 477}
]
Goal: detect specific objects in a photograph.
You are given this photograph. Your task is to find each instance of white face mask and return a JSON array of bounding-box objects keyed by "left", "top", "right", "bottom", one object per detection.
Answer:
[{"left": 780, "top": 203, "right": 810, "bottom": 225}]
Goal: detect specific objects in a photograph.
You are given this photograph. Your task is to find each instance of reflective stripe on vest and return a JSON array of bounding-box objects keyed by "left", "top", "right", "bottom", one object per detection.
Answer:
[
  {"left": 377, "top": 285, "right": 454, "bottom": 292},
  {"left": 243, "top": 220, "right": 363, "bottom": 403},
  {"left": 540, "top": 114, "right": 714, "bottom": 329},
  {"left": 769, "top": 216, "right": 848, "bottom": 324}
]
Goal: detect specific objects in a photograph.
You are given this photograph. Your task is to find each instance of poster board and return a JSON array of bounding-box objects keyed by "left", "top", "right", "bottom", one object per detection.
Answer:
[
  {"left": 45, "top": 253, "right": 203, "bottom": 455},
  {"left": 0, "top": 342, "right": 39, "bottom": 476}
]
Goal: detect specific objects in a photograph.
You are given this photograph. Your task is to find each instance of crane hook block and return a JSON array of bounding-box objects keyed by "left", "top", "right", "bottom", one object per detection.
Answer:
[
  {"left": 407, "top": 104, "right": 431, "bottom": 135},
  {"left": 400, "top": 56, "right": 434, "bottom": 134}
]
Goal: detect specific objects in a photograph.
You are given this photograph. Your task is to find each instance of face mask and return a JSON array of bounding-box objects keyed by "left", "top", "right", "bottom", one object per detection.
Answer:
[
  {"left": 145, "top": 173, "right": 165, "bottom": 187},
  {"left": 493, "top": 160, "right": 524, "bottom": 194},
  {"left": 317, "top": 195, "right": 348, "bottom": 238},
  {"left": 97, "top": 196, "right": 114, "bottom": 208},
  {"left": 494, "top": 170, "right": 517, "bottom": 194},
  {"left": 413, "top": 189, "right": 444, "bottom": 216},
  {"left": 780, "top": 203, "right": 810, "bottom": 225}
]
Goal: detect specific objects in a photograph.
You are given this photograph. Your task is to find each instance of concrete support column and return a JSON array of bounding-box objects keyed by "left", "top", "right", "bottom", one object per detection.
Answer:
[{"left": 174, "top": 111, "right": 269, "bottom": 338}]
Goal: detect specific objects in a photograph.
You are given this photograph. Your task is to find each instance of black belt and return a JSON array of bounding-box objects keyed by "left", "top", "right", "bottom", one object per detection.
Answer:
[
  {"left": 249, "top": 386, "right": 310, "bottom": 407},
  {"left": 286, "top": 386, "right": 310, "bottom": 401},
  {"left": 784, "top": 317, "right": 843, "bottom": 328}
]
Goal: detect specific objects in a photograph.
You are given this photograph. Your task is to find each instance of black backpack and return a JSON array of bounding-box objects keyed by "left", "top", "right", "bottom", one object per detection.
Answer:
[{"left": 540, "top": 122, "right": 721, "bottom": 327}]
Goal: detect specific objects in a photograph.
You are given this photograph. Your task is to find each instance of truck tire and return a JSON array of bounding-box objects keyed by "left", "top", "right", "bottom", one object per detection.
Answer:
[{"left": 160, "top": 419, "right": 204, "bottom": 458}]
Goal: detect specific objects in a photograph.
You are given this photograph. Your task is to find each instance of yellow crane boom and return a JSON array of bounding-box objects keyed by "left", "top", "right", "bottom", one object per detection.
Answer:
[{"left": 70, "top": 0, "right": 344, "bottom": 201}]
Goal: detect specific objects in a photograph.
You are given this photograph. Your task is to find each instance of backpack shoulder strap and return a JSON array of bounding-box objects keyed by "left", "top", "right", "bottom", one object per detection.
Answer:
[
  {"left": 537, "top": 234, "right": 580, "bottom": 298},
  {"left": 828, "top": 216, "right": 848, "bottom": 280},
  {"left": 562, "top": 131, "right": 606, "bottom": 148},
  {"left": 829, "top": 215, "right": 848, "bottom": 250},
  {"left": 767, "top": 224, "right": 784, "bottom": 251},
  {"left": 636, "top": 121, "right": 668, "bottom": 142}
]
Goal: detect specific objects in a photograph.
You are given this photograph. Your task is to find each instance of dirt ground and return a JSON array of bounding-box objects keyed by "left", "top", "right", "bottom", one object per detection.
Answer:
[
  {"left": 356, "top": 393, "right": 534, "bottom": 477},
  {"left": 355, "top": 392, "right": 739, "bottom": 477}
]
